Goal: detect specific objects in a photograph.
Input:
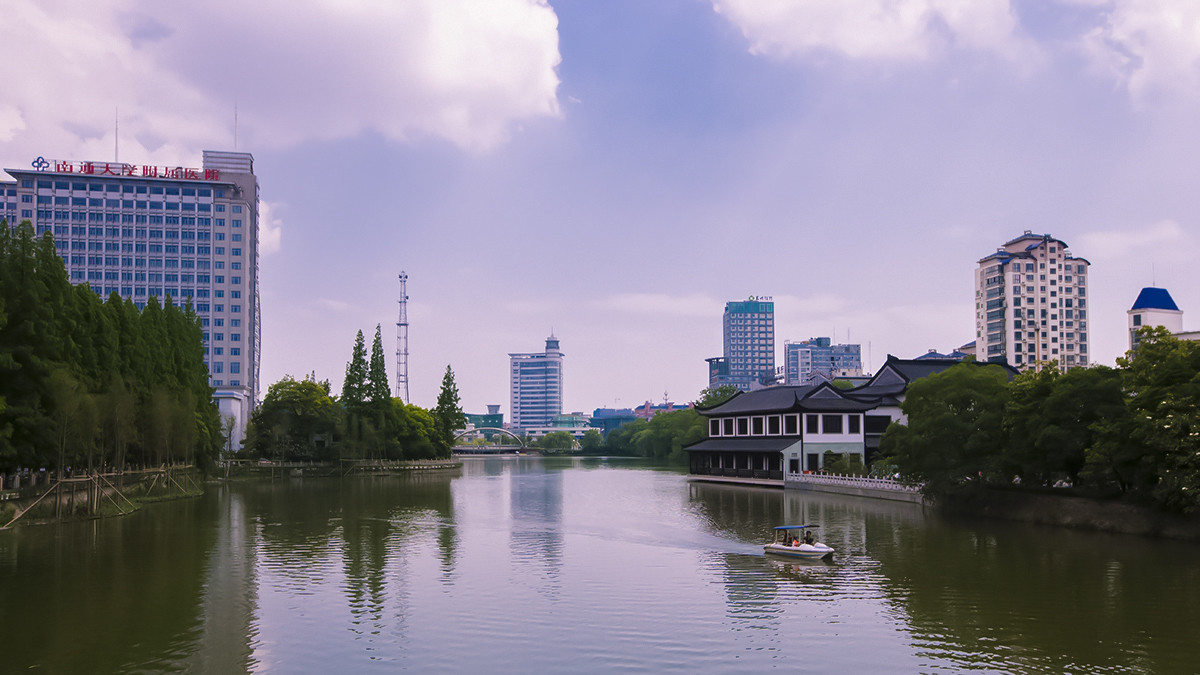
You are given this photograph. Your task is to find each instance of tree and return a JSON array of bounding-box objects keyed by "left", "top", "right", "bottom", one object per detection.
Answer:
[
  {"left": 366, "top": 324, "right": 391, "bottom": 406},
  {"left": 1092, "top": 327, "right": 1200, "bottom": 511},
  {"left": 432, "top": 365, "right": 464, "bottom": 457},
  {"left": 246, "top": 375, "right": 340, "bottom": 461},
  {"left": 1007, "top": 365, "right": 1124, "bottom": 487},
  {"left": 695, "top": 384, "right": 740, "bottom": 408},
  {"left": 580, "top": 429, "right": 603, "bottom": 454},
  {"left": 880, "top": 363, "right": 1011, "bottom": 496},
  {"left": 342, "top": 330, "right": 368, "bottom": 410},
  {"left": 538, "top": 431, "right": 575, "bottom": 453}
]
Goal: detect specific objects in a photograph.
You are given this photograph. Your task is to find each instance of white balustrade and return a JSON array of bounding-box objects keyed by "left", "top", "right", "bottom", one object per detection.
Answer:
[{"left": 786, "top": 471, "right": 921, "bottom": 493}]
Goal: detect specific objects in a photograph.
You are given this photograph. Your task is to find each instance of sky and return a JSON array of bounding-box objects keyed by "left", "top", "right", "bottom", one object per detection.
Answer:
[{"left": 4, "top": 0, "right": 1200, "bottom": 416}]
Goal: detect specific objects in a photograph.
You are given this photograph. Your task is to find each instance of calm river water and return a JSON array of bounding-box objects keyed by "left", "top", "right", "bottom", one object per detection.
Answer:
[{"left": 2, "top": 457, "right": 1198, "bottom": 673}]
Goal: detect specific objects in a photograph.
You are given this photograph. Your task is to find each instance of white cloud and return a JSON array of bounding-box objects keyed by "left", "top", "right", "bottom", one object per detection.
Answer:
[
  {"left": 1077, "top": 219, "right": 1193, "bottom": 261},
  {"left": 3, "top": 0, "right": 561, "bottom": 163},
  {"left": 1077, "top": 0, "right": 1200, "bottom": 101},
  {"left": 258, "top": 201, "right": 283, "bottom": 255},
  {"left": 711, "top": 0, "right": 1027, "bottom": 61}
]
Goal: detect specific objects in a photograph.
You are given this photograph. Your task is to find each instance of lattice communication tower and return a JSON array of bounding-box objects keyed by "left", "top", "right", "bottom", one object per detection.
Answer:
[{"left": 395, "top": 272, "right": 410, "bottom": 402}]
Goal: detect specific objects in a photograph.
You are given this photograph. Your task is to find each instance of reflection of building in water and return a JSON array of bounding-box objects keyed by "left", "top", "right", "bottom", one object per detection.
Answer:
[
  {"left": 508, "top": 459, "right": 564, "bottom": 596},
  {"left": 188, "top": 487, "right": 257, "bottom": 673}
]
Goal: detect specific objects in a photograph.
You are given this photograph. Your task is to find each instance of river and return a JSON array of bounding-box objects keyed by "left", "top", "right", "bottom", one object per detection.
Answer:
[{"left": 1, "top": 457, "right": 1197, "bottom": 672}]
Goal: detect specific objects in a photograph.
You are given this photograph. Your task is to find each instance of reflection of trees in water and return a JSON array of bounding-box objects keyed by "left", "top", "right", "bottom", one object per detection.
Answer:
[
  {"left": 227, "top": 474, "right": 459, "bottom": 654},
  {"left": 870, "top": 516, "right": 1200, "bottom": 673},
  {"left": 0, "top": 495, "right": 218, "bottom": 672},
  {"left": 508, "top": 460, "right": 564, "bottom": 599}
]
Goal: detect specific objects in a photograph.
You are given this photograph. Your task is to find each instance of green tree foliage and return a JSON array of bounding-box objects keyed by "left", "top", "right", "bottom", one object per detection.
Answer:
[
  {"left": 366, "top": 324, "right": 391, "bottom": 407},
  {"left": 1006, "top": 365, "right": 1125, "bottom": 487},
  {"left": 695, "top": 384, "right": 740, "bottom": 408},
  {"left": 1094, "top": 328, "right": 1200, "bottom": 511},
  {"left": 537, "top": 431, "right": 575, "bottom": 453},
  {"left": 0, "top": 221, "right": 222, "bottom": 474},
  {"left": 246, "top": 376, "right": 339, "bottom": 461},
  {"left": 880, "top": 363, "right": 1011, "bottom": 495},
  {"left": 432, "top": 365, "right": 464, "bottom": 457},
  {"left": 579, "top": 429, "right": 603, "bottom": 454},
  {"left": 245, "top": 331, "right": 448, "bottom": 462},
  {"left": 884, "top": 332, "right": 1200, "bottom": 513},
  {"left": 605, "top": 409, "right": 706, "bottom": 460},
  {"left": 342, "top": 330, "right": 368, "bottom": 410}
]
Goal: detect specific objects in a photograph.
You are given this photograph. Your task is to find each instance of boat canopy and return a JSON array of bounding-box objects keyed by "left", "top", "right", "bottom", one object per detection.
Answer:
[{"left": 773, "top": 525, "right": 818, "bottom": 530}]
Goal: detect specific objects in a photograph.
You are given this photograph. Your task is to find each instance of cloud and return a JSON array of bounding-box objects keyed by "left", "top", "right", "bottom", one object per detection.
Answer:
[
  {"left": 1076, "top": 219, "right": 1193, "bottom": 261},
  {"left": 711, "top": 0, "right": 1028, "bottom": 61},
  {"left": 593, "top": 293, "right": 724, "bottom": 317},
  {"left": 1076, "top": 0, "right": 1200, "bottom": 101},
  {"left": 4, "top": 0, "right": 561, "bottom": 163},
  {"left": 258, "top": 201, "right": 283, "bottom": 255}
]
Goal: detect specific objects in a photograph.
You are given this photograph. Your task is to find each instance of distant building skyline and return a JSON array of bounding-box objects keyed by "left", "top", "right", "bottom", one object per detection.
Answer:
[{"left": 784, "top": 337, "right": 862, "bottom": 385}]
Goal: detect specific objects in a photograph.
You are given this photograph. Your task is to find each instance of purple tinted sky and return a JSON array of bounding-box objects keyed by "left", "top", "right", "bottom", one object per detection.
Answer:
[{"left": 5, "top": 0, "right": 1200, "bottom": 415}]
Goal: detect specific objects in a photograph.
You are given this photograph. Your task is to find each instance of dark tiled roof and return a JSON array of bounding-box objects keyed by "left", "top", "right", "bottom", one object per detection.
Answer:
[
  {"left": 685, "top": 438, "right": 802, "bottom": 453},
  {"left": 1131, "top": 287, "right": 1180, "bottom": 311},
  {"left": 698, "top": 386, "right": 814, "bottom": 416}
]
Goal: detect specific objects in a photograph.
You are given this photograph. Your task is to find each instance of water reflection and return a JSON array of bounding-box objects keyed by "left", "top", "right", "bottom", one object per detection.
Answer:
[{"left": 3, "top": 462, "right": 1199, "bottom": 672}]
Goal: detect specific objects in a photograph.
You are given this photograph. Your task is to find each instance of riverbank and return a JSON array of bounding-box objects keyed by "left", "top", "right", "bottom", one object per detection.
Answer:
[
  {"left": 0, "top": 467, "right": 202, "bottom": 529},
  {"left": 217, "top": 459, "right": 461, "bottom": 480},
  {"left": 939, "top": 488, "right": 1200, "bottom": 542}
]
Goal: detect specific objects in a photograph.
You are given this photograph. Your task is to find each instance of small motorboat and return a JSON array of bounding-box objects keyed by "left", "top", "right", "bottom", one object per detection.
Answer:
[{"left": 763, "top": 525, "right": 834, "bottom": 559}]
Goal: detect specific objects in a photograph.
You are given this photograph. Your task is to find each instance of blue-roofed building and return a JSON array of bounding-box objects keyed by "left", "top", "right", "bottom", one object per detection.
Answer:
[
  {"left": 1128, "top": 287, "right": 1186, "bottom": 352},
  {"left": 974, "top": 231, "right": 1090, "bottom": 371}
]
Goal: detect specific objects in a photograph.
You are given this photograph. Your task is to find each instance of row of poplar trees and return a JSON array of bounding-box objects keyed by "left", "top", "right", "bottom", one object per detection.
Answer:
[
  {"left": 244, "top": 325, "right": 464, "bottom": 462},
  {"left": 0, "top": 221, "right": 224, "bottom": 475}
]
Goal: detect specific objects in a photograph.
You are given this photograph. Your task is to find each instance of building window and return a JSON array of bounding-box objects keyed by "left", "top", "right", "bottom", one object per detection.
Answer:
[
  {"left": 722, "top": 418, "right": 734, "bottom": 436},
  {"left": 751, "top": 417, "right": 764, "bottom": 435},
  {"left": 736, "top": 417, "right": 749, "bottom": 436},
  {"left": 822, "top": 415, "right": 843, "bottom": 434},
  {"left": 709, "top": 419, "right": 721, "bottom": 436},
  {"left": 848, "top": 415, "right": 860, "bottom": 434},
  {"left": 784, "top": 414, "right": 799, "bottom": 435},
  {"left": 767, "top": 415, "right": 781, "bottom": 435},
  {"left": 806, "top": 414, "right": 819, "bottom": 434}
]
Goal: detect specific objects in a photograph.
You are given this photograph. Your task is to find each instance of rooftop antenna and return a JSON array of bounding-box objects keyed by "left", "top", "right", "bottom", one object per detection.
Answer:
[
  {"left": 395, "top": 271, "right": 410, "bottom": 402},
  {"left": 1152, "top": 263, "right": 1156, "bottom": 287},
  {"left": 114, "top": 107, "right": 119, "bottom": 162}
]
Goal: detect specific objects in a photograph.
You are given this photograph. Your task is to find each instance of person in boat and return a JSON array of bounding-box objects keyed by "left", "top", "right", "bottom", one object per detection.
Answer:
[
  {"left": 803, "top": 531, "right": 815, "bottom": 546},
  {"left": 791, "top": 537, "right": 800, "bottom": 547}
]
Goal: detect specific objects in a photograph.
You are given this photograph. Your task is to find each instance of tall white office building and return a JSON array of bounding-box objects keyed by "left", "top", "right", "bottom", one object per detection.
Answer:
[
  {"left": 2, "top": 150, "right": 261, "bottom": 446},
  {"left": 974, "top": 231, "right": 1090, "bottom": 370},
  {"left": 509, "top": 335, "right": 563, "bottom": 431}
]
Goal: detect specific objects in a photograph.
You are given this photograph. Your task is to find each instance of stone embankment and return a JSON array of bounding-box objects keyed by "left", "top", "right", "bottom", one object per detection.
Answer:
[{"left": 939, "top": 488, "right": 1200, "bottom": 542}]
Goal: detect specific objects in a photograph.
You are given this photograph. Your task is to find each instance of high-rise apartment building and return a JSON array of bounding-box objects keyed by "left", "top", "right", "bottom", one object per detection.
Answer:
[
  {"left": 784, "top": 337, "right": 862, "bottom": 385},
  {"left": 509, "top": 335, "right": 563, "bottom": 431},
  {"left": 2, "top": 151, "right": 261, "bottom": 445},
  {"left": 714, "top": 299, "right": 775, "bottom": 391},
  {"left": 974, "top": 231, "right": 1089, "bottom": 370}
]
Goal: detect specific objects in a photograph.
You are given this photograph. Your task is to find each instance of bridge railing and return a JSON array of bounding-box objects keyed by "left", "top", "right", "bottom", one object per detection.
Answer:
[{"left": 786, "top": 472, "right": 921, "bottom": 493}]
